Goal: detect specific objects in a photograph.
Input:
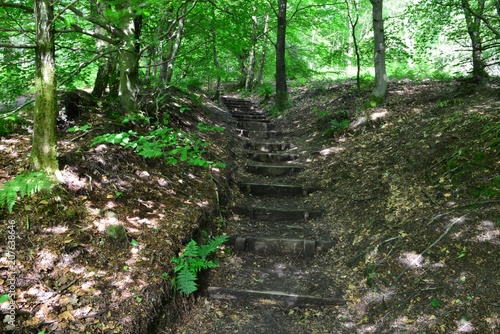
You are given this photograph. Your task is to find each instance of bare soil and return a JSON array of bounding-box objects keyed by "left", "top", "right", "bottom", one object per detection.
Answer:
[{"left": 1, "top": 79, "right": 499, "bottom": 333}]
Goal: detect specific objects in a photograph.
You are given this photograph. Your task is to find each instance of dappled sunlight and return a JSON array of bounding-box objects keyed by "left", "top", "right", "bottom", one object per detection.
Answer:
[
  {"left": 127, "top": 215, "right": 159, "bottom": 231},
  {"left": 473, "top": 220, "right": 499, "bottom": 244},
  {"left": 196, "top": 200, "right": 210, "bottom": 208},
  {"left": 369, "top": 110, "right": 388, "bottom": 121},
  {"left": 454, "top": 319, "right": 475, "bottom": 333},
  {"left": 319, "top": 146, "right": 345, "bottom": 156},
  {"left": 398, "top": 251, "right": 424, "bottom": 269},
  {"left": 41, "top": 225, "right": 69, "bottom": 234},
  {"left": 111, "top": 272, "right": 135, "bottom": 298}
]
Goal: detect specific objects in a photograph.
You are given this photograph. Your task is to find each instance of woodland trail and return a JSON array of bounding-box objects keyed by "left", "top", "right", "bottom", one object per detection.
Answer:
[{"left": 200, "top": 97, "right": 346, "bottom": 332}]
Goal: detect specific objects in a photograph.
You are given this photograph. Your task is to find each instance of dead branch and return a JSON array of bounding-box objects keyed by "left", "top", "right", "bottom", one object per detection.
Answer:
[{"left": 392, "top": 217, "right": 462, "bottom": 286}]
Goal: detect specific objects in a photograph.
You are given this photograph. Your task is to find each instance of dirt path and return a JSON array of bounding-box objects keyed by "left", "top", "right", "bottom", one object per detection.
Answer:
[{"left": 172, "top": 82, "right": 499, "bottom": 334}]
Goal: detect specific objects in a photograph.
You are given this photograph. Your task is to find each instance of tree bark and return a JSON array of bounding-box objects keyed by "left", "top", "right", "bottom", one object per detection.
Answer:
[
  {"left": 31, "top": 0, "right": 59, "bottom": 178},
  {"left": 256, "top": 14, "right": 270, "bottom": 85},
  {"left": 275, "top": 0, "right": 288, "bottom": 111},
  {"left": 346, "top": 0, "right": 361, "bottom": 92},
  {"left": 212, "top": 29, "right": 221, "bottom": 101},
  {"left": 118, "top": 7, "right": 141, "bottom": 112},
  {"left": 245, "top": 13, "right": 258, "bottom": 90},
  {"left": 462, "top": 0, "right": 488, "bottom": 79},
  {"left": 368, "top": 0, "right": 387, "bottom": 106},
  {"left": 91, "top": 0, "right": 111, "bottom": 98}
]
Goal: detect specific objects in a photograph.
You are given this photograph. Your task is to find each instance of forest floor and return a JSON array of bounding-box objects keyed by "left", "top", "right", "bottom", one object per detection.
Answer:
[{"left": 0, "top": 79, "right": 499, "bottom": 333}]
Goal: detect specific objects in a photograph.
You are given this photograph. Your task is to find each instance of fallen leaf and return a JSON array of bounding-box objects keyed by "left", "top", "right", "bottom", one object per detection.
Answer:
[{"left": 58, "top": 310, "right": 75, "bottom": 321}]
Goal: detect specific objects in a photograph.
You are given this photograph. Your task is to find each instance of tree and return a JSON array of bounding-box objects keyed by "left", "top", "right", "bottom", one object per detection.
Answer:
[
  {"left": 345, "top": 0, "right": 361, "bottom": 91},
  {"left": 275, "top": 0, "right": 288, "bottom": 111},
  {"left": 368, "top": 0, "right": 387, "bottom": 106},
  {"left": 461, "top": 0, "right": 488, "bottom": 79},
  {"left": 30, "top": 0, "right": 59, "bottom": 177}
]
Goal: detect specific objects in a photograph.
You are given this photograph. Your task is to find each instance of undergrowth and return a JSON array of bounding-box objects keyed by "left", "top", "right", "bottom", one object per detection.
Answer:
[
  {"left": 89, "top": 120, "right": 226, "bottom": 168},
  {"left": 0, "top": 171, "right": 53, "bottom": 213},
  {"left": 171, "top": 235, "right": 228, "bottom": 295}
]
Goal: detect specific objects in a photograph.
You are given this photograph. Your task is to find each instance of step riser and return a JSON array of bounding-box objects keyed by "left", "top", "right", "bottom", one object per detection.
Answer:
[
  {"left": 208, "top": 287, "right": 345, "bottom": 307},
  {"left": 233, "top": 206, "right": 322, "bottom": 222},
  {"left": 246, "top": 152, "right": 299, "bottom": 163},
  {"left": 239, "top": 184, "right": 317, "bottom": 197},
  {"left": 228, "top": 237, "right": 335, "bottom": 257},
  {"left": 231, "top": 115, "right": 268, "bottom": 121},
  {"left": 244, "top": 142, "right": 293, "bottom": 152},
  {"left": 246, "top": 165, "right": 304, "bottom": 176},
  {"left": 237, "top": 121, "right": 274, "bottom": 131},
  {"left": 238, "top": 130, "right": 280, "bottom": 139}
]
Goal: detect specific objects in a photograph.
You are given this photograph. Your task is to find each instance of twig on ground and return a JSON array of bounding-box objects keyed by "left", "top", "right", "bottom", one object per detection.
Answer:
[{"left": 392, "top": 217, "right": 462, "bottom": 286}]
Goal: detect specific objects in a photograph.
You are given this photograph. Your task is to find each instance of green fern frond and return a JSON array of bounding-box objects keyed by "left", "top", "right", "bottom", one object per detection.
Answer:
[
  {"left": 175, "top": 267, "right": 198, "bottom": 295},
  {"left": 198, "top": 235, "right": 228, "bottom": 258},
  {"left": 0, "top": 171, "right": 53, "bottom": 213},
  {"left": 170, "top": 235, "right": 227, "bottom": 295},
  {"left": 182, "top": 240, "right": 200, "bottom": 258}
]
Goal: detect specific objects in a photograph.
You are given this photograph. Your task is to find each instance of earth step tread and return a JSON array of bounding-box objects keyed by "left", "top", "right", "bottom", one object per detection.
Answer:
[
  {"left": 208, "top": 287, "right": 345, "bottom": 307},
  {"left": 226, "top": 236, "right": 335, "bottom": 256}
]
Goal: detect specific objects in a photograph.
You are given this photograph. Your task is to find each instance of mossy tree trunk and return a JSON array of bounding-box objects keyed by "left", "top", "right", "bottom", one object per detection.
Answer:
[
  {"left": 275, "top": 0, "right": 288, "bottom": 111},
  {"left": 31, "top": 0, "right": 59, "bottom": 178},
  {"left": 368, "top": 0, "right": 387, "bottom": 107}
]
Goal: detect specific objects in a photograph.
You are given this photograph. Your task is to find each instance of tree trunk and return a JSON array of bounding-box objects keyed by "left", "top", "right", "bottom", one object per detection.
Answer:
[
  {"left": 256, "top": 14, "right": 270, "bottom": 85},
  {"left": 31, "top": 0, "right": 59, "bottom": 178},
  {"left": 462, "top": 0, "right": 488, "bottom": 79},
  {"left": 346, "top": 0, "right": 361, "bottom": 92},
  {"left": 275, "top": 0, "right": 288, "bottom": 111},
  {"left": 245, "top": 14, "right": 258, "bottom": 90},
  {"left": 118, "top": 7, "right": 141, "bottom": 112},
  {"left": 91, "top": 0, "right": 110, "bottom": 98},
  {"left": 212, "top": 29, "right": 221, "bottom": 101},
  {"left": 368, "top": 0, "right": 387, "bottom": 106},
  {"left": 165, "top": 7, "right": 186, "bottom": 84}
]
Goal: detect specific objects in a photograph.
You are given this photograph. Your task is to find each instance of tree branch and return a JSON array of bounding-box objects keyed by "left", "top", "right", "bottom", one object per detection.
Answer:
[
  {"left": 67, "top": 5, "right": 125, "bottom": 39},
  {"left": 0, "top": 41, "right": 36, "bottom": 48},
  {"left": 0, "top": 1, "right": 33, "bottom": 13}
]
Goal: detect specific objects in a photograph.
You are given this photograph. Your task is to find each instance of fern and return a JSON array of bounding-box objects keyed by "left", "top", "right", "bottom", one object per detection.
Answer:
[
  {"left": 171, "top": 235, "right": 228, "bottom": 295},
  {"left": 0, "top": 172, "right": 53, "bottom": 213}
]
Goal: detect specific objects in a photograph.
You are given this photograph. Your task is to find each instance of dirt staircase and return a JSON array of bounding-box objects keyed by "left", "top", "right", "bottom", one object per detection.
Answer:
[{"left": 205, "top": 97, "right": 345, "bottom": 332}]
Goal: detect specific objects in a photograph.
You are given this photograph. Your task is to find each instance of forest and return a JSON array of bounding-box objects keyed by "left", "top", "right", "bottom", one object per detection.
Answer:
[{"left": 0, "top": 0, "right": 499, "bottom": 333}]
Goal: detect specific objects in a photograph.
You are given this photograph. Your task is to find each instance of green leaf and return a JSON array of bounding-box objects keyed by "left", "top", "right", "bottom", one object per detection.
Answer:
[
  {"left": 130, "top": 239, "right": 139, "bottom": 246},
  {"left": 431, "top": 299, "right": 441, "bottom": 307},
  {"left": 0, "top": 294, "right": 9, "bottom": 303}
]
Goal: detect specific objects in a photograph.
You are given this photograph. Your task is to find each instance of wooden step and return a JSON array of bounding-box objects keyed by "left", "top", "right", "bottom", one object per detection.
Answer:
[
  {"left": 246, "top": 151, "right": 299, "bottom": 163},
  {"left": 208, "top": 287, "right": 345, "bottom": 307},
  {"left": 239, "top": 182, "right": 319, "bottom": 196},
  {"left": 237, "top": 130, "right": 281, "bottom": 139},
  {"left": 232, "top": 205, "right": 322, "bottom": 221},
  {"left": 245, "top": 164, "right": 304, "bottom": 176},
  {"left": 231, "top": 113, "right": 268, "bottom": 121},
  {"left": 244, "top": 141, "right": 295, "bottom": 152},
  {"left": 227, "top": 236, "right": 335, "bottom": 256},
  {"left": 237, "top": 121, "right": 274, "bottom": 131}
]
